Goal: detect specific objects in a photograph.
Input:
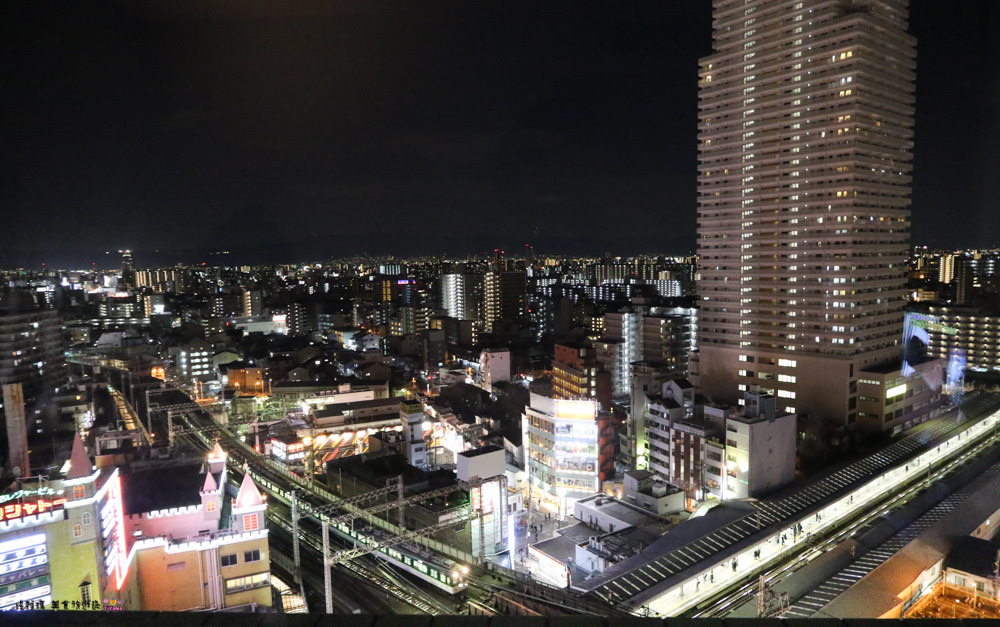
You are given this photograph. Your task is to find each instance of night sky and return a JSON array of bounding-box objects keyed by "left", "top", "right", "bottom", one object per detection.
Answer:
[{"left": 1, "top": 1, "right": 998, "bottom": 268}]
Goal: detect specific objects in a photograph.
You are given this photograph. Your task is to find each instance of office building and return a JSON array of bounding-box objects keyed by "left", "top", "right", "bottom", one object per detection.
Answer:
[
  {"left": 523, "top": 393, "right": 600, "bottom": 518},
  {"left": 693, "top": 0, "right": 917, "bottom": 424}
]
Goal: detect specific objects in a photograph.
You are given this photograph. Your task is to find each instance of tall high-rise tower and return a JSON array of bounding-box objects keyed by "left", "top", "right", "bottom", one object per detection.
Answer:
[
  {"left": 693, "top": 0, "right": 916, "bottom": 425},
  {"left": 119, "top": 249, "right": 135, "bottom": 290}
]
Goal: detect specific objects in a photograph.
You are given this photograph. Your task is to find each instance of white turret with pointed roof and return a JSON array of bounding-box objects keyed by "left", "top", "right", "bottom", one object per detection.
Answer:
[
  {"left": 66, "top": 431, "right": 93, "bottom": 481},
  {"left": 207, "top": 441, "right": 227, "bottom": 474},
  {"left": 201, "top": 471, "right": 217, "bottom": 494},
  {"left": 233, "top": 472, "right": 263, "bottom": 509},
  {"left": 200, "top": 469, "right": 222, "bottom": 523},
  {"left": 231, "top": 472, "right": 265, "bottom": 534}
]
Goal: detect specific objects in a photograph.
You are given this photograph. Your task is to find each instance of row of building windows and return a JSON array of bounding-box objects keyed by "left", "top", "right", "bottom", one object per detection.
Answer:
[{"left": 221, "top": 549, "right": 261, "bottom": 568}]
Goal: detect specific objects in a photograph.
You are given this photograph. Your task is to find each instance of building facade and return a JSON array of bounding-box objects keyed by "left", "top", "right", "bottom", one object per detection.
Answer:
[
  {"left": 0, "top": 437, "right": 270, "bottom": 612},
  {"left": 523, "top": 394, "right": 600, "bottom": 518},
  {"left": 693, "top": 0, "right": 917, "bottom": 425}
]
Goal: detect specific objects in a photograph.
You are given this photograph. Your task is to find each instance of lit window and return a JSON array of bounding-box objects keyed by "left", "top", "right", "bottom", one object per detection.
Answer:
[
  {"left": 244, "top": 514, "right": 259, "bottom": 532},
  {"left": 206, "top": 501, "right": 217, "bottom": 513},
  {"left": 74, "top": 485, "right": 85, "bottom": 499},
  {"left": 225, "top": 573, "right": 270, "bottom": 594},
  {"left": 73, "top": 524, "right": 83, "bottom": 538}
]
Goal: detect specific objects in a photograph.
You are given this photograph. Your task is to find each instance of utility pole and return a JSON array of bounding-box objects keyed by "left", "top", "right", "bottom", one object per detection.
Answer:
[
  {"left": 992, "top": 549, "right": 1000, "bottom": 603},
  {"left": 757, "top": 574, "right": 789, "bottom": 618},
  {"left": 323, "top": 520, "right": 332, "bottom": 613},
  {"left": 397, "top": 474, "right": 405, "bottom": 527},
  {"left": 291, "top": 492, "right": 301, "bottom": 585}
]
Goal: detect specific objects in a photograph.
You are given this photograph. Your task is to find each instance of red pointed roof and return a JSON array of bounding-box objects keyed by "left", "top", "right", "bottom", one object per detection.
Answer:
[
  {"left": 201, "top": 471, "right": 218, "bottom": 493},
  {"left": 233, "top": 472, "right": 263, "bottom": 509},
  {"left": 66, "top": 431, "right": 92, "bottom": 480}
]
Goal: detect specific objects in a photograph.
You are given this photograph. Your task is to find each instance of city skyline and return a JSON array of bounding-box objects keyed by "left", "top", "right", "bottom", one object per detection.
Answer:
[
  {"left": 3, "top": 0, "right": 1000, "bottom": 619},
  {"left": 2, "top": 0, "right": 999, "bottom": 269}
]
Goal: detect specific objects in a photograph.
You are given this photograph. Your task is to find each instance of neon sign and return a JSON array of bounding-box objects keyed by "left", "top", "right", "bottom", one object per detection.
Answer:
[
  {"left": 0, "top": 487, "right": 57, "bottom": 505},
  {"left": 99, "top": 475, "right": 129, "bottom": 590},
  {"left": 0, "top": 498, "right": 67, "bottom": 522}
]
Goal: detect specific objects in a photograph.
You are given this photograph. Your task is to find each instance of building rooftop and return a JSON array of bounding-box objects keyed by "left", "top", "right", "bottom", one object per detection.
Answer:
[
  {"left": 943, "top": 536, "right": 1000, "bottom": 580},
  {"left": 458, "top": 445, "right": 503, "bottom": 459},
  {"left": 576, "top": 495, "right": 658, "bottom": 530},
  {"left": 122, "top": 459, "right": 218, "bottom": 515}
]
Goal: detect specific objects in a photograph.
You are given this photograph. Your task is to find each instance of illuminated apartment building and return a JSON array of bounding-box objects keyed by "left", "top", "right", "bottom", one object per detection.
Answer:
[
  {"left": 482, "top": 271, "right": 526, "bottom": 331},
  {"left": 551, "top": 343, "right": 610, "bottom": 410},
  {"left": 0, "top": 307, "right": 66, "bottom": 410},
  {"left": 440, "top": 273, "right": 468, "bottom": 320},
  {"left": 693, "top": 0, "right": 916, "bottom": 425},
  {"left": 173, "top": 339, "right": 214, "bottom": 381}
]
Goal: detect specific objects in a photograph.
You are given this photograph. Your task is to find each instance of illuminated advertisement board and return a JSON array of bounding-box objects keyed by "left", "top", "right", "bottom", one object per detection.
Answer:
[
  {"left": 554, "top": 399, "right": 597, "bottom": 422},
  {"left": 0, "top": 533, "right": 51, "bottom": 611},
  {"left": 0, "top": 498, "right": 67, "bottom": 523},
  {"left": 99, "top": 475, "right": 129, "bottom": 590}
]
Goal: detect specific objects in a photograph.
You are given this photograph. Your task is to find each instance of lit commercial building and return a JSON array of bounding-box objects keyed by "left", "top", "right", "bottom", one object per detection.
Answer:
[
  {"left": 400, "top": 399, "right": 428, "bottom": 469},
  {"left": 855, "top": 357, "right": 947, "bottom": 434},
  {"left": 126, "top": 450, "right": 271, "bottom": 611},
  {"left": 693, "top": 0, "right": 917, "bottom": 425},
  {"left": 456, "top": 446, "right": 509, "bottom": 556},
  {"left": 523, "top": 393, "right": 600, "bottom": 518},
  {"left": 0, "top": 437, "right": 270, "bottom": 612}
]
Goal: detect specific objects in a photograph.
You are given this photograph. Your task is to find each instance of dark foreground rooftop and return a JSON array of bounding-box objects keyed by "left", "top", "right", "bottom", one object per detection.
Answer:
[{"left": 0, "top": 612, "right": 985, "bottom": 627}]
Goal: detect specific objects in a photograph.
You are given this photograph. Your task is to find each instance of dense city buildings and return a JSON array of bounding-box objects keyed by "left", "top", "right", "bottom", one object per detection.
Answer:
[
  {"left": 693, "top": 0, "right": 917, "bottom": 426},
  {"left": 4, "top": 0, "right": 1000, "bottom": 616}
]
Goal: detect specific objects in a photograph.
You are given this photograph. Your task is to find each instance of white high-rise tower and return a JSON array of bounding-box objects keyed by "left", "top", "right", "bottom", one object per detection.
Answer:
[{"left": 693, "top": 0, "right": 916, "bottom": 425}]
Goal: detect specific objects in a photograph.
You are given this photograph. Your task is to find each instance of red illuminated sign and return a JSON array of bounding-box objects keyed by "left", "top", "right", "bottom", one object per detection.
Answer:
[{"left": 0, "top": 498, "right": 67, "bottom": 522}]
